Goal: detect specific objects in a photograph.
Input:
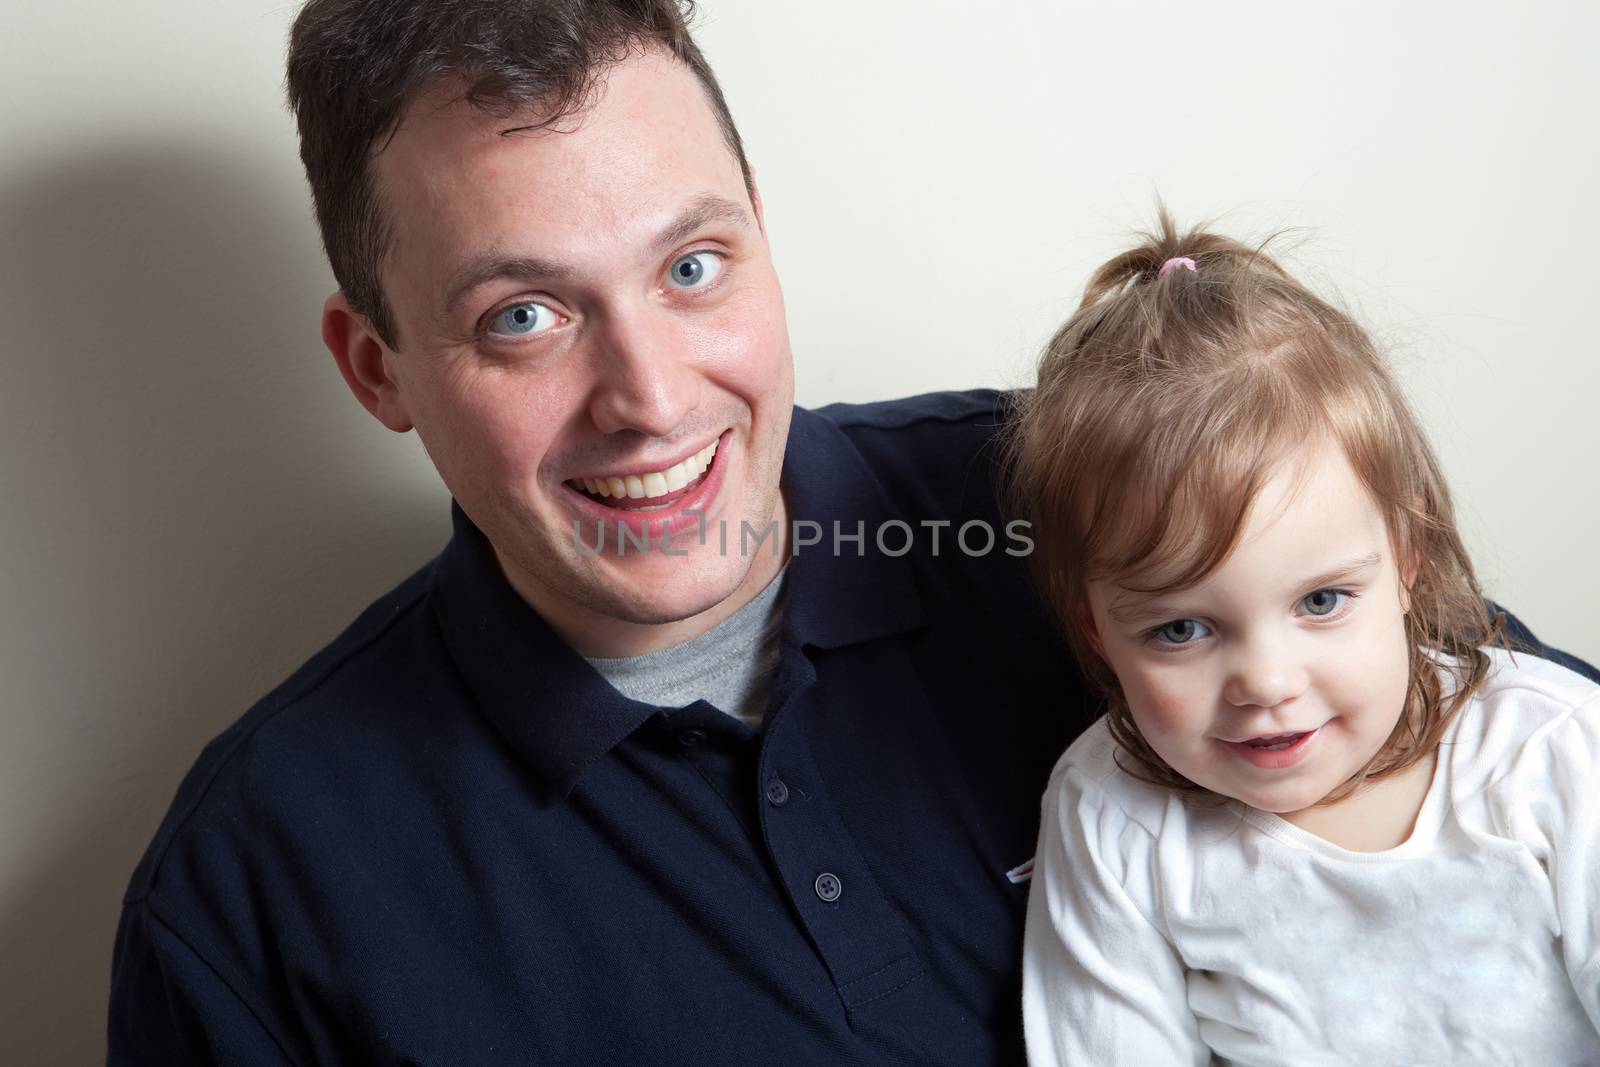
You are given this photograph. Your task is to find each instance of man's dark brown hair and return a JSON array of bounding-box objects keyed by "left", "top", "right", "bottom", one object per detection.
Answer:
[{"left": 285, "top": 0, "right": 752, "bottom": 350}]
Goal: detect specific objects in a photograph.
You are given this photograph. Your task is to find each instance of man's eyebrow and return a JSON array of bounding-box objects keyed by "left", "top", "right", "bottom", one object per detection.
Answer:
[
  {"left": 440, "top": 193, "right": 753, "bottom": 316},
  {"left": 443, "top": 253, "right": 573, "bottom": 315},
  {"left": 1106, "top": 553, "right": 1384, "bottom": 626},
  {"left": 649, "top": 193, "right": 753, "bottom": 256}
]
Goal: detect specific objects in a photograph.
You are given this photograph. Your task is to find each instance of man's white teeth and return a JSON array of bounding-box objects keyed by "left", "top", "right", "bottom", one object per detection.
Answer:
[{"left": 576, "top": 439, "right": 719, "bottom": 499}]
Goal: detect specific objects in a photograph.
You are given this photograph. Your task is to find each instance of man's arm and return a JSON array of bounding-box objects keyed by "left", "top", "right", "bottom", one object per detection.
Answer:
[
  {"left": 1498, "top": 605, "right": 1600, "bottom": 684},
  {"left": 108, "top": 900, "right": 297, "bottom": 1067}
]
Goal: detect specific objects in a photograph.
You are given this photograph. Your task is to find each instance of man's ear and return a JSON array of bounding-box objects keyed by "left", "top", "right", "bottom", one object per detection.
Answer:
[{"left": 322, "top": 292, "right": 414, "bottom": 433}]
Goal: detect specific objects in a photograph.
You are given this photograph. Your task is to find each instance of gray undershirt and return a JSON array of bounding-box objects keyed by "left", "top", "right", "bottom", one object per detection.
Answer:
[{"left": 584, "top": 568, "right": 789, "bottom": 729}]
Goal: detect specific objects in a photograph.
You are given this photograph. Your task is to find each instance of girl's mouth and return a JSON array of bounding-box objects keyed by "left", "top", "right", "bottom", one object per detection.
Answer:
[
  {"left": 1221, "top": 727, "right": 1322, "bottom": 770},
  {"left": 1244, "top": 732, "right": 1304, "bottom": 751}
]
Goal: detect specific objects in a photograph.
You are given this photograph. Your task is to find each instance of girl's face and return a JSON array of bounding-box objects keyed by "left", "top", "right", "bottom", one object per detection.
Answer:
[{"left": 1083, "top": 440, "right": 1414, "bottom": 816}]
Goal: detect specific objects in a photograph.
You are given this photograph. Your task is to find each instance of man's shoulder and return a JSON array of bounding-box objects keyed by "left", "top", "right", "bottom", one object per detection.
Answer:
[
  {"left": 812, "top": 387, "right": 1017, "bottom": 436},
  {"left": 123, "top": 557, "right": 446, "bottom": 906},
  {"left": 808, "top": 388, "right": 1021, "bottom": 519},
  {"left": 813, "top": 388, "right": 1019, "bottom": 472}
]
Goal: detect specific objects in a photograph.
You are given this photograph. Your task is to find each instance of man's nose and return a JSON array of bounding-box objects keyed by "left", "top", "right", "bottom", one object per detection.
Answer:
[
  {"left": 1222, "top": 632, "right": 1310, "bottom": 709},
  {"left": 585, "top": 306, "right": 703, "bottom": 438}
]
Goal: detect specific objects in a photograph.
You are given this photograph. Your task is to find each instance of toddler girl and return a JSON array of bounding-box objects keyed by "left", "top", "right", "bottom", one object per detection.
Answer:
[{"left": 1010, "top": 216, "right": 1600, "bottom": 1064}]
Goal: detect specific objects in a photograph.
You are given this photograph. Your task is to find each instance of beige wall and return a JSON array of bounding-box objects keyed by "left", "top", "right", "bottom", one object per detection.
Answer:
[{"left": 2, "top": 0, "right": 1594, "bottom": 1059}]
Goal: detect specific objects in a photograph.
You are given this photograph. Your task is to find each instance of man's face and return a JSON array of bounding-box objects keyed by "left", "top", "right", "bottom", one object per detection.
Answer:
[
  {"left": 1084, "top": 441, "right": 1414, "bottom": 816},
  {"left": 359, "top": 49, "right": 794, "bottom": 653}
]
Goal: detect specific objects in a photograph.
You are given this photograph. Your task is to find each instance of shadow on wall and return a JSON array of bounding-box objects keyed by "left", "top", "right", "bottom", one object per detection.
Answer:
[{"left": 0, "top": 138, "right": 449, "bottom": 1063}]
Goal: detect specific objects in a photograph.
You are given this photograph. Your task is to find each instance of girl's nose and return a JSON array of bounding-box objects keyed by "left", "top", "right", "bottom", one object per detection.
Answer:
[{"left": 1223, "top": 638, "right": 1310, "bottom": 709}]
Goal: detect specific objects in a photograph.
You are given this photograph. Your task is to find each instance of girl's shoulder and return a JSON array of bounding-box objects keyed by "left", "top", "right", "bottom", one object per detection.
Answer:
[
  {"left": 1481, "top": 643, "right": 1599, "bottom": 703},
  {"left": 1052, "top": 716, "right": 1152, "bottom": 802},
  {"left": 1047, "top": 717, "right": 1220, "bottom": 842}
]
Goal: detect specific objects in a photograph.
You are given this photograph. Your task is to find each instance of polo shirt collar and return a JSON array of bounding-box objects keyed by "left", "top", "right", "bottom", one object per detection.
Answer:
[{"left": 430, "top": 404, "right": 926, "bottom": 798}]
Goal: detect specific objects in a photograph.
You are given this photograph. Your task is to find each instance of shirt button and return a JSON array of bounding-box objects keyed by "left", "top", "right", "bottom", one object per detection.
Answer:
[
  {"left": 814, "top": 872, "right": 843, "bottom": 903},
  {"left": 678, "top": 729, "right": 707, "bottom": 748},
  {"left": 764, "top": 778, "right": 789, "bottom": 806}
]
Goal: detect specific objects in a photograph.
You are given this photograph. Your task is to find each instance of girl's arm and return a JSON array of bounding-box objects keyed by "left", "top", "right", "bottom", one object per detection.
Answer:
[
  {"left": 1541, "top": 693, "right": 1600, "bottom": 1030},
  {"left": 1495, "top": 665, "right": 1600, "bottom": 1034},
  {"left": 1021, "top": 762, "right": 1209, "bottom": 1065}
]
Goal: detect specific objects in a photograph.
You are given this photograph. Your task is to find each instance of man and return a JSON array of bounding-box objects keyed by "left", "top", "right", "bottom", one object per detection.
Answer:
[
  {"left": 109, "top": 3, "right": 1075, "bottom": 1061},
  {"left": 106, "top": 1, "right": 1593, "bottom": 1063}
]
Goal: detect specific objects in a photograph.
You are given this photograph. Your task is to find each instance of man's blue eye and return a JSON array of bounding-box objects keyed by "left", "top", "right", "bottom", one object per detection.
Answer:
[
  {"left": 490, "top": 301, "right": 558, "bottom": 337},
  {"left": 1153, "top": 619, "right": 1210, "bottom": 645},
  {"left": 1300, "top": 589, "right": 1348, "bottom": 617},
  {"left": 666, "top": 251, "right": 723, "bottom": 290}
]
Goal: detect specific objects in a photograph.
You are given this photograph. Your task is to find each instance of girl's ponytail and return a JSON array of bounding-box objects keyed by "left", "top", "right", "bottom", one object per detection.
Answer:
[{"left": 1078, "top": 207, "right": 1291, "bottom": 310}]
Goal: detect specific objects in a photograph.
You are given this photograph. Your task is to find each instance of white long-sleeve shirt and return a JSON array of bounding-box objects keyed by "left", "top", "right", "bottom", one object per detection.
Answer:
[{"left": 1022, "top": 648, "right": 1600, "bottom": 1066}]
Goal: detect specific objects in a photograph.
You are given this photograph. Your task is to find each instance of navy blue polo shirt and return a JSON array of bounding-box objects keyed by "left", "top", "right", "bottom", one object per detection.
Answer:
[{"left": 109, "top": 390, "right": 1092, "bottom": 1065}]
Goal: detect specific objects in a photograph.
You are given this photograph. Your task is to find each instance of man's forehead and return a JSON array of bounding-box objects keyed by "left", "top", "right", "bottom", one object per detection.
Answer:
[
  {"left": 376, "top": 50, "right": 726, "bottom": 189},
  {"left": 389, "top": 58, "right": 736, "bottom": 203},
  {"left": 371, "top": 52, "right": 748, "bottom": 302},
  {"left": 375, "top": 89, "right": 576, "bottom": 209}
]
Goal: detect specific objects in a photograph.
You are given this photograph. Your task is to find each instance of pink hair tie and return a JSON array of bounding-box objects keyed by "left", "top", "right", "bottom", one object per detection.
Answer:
[{"left": 1158, "top": 256, "right": 1197, "bottom": 278}]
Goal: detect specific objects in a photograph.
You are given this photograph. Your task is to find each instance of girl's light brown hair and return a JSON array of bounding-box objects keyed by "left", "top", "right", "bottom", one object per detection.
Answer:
[{"left": 1005, "top": 210, "right": 1505, "bottom": 801}]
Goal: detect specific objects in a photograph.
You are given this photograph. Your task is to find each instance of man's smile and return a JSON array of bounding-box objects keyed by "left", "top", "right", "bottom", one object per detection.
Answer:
[
  {"left": 559, "top": 430, "right": 734, "bottom": 540},
  {"left": 566, "top": 435, "right": 720, "bottom": 507}
]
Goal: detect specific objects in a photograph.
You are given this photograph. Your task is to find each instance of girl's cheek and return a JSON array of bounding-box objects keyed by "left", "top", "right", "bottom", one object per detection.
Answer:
[
  {"left": 1130, "top": 676, "right": 1202, "bottom": 738},
  {"left": 1336, "top": 607, "right": 1411, "bottom": 699}
]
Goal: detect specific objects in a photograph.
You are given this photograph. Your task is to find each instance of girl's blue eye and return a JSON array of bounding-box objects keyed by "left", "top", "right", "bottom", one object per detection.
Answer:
[
  {"left": 1300, "top": 589, "right": 1349, "bottom": 617},
  {"left": 1152, "top": 619, "right": 1210, "bottom": 645},
  {"left": 489, "top": 301, "right": 559, "bottom": 338},
  {"left": 666, "top": 251, "right": 723, "bottom": 290}
]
